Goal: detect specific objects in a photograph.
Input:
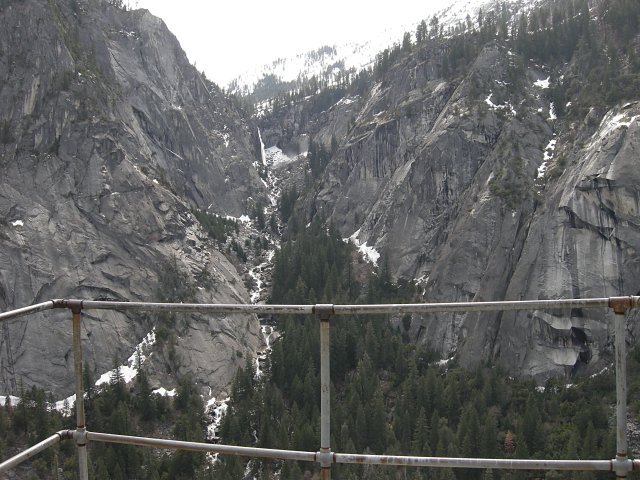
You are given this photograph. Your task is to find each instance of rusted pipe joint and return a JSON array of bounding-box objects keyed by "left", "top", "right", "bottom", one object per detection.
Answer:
[
  {"left": 57, "top": 429, "right": 75, "bottom": 441},
  {"left": 609, "top": 297, "right": 635, "bottom": 315},
  {"left": 316, "top": 449, "right": 333, "bottom": 468},
  {"left": 314, "top": 304, "right": 334, "bottom": 320},
  {"left": 51, "top": 299, "right": 66, "bottom": 309},
  {"left": 52, "top": 299, "right": 83, "bottom": 314}
]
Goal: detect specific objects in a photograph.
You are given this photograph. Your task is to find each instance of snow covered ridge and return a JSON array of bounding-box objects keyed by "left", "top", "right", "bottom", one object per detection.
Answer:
[
  {"left": 229, "top": 33, "right": 399, "bottom": 94},
  {"left": 229, "top": 0, "right": 543, "bottom": 96}
]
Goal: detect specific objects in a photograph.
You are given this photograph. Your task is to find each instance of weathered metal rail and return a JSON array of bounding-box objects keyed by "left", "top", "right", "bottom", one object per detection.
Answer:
[{"left": 0, "top": 296, "right": 638, "bottom": 479}]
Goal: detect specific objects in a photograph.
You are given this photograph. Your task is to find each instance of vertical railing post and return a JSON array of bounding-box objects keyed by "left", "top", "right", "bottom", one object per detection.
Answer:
[
  {"left": 316, "top": 305, "right": 334, "bottom": 480},
  {"left": 611, "top": 299, "right": 632, "bottom": 478},
  {"left": 615, "top": 312, "right": 628, "bottom": 478},
  {"left": 70, "top": 301, "right": 89, "bottom": 480}
]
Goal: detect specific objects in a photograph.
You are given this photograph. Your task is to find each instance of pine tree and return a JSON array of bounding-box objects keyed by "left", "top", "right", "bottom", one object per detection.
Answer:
[
  {"left": 411, "top": 408, "right": 430, "bottom": 455},
  {"left": 367, "top": 390, "right": 387, "bottom": 453},
  {"left": 504, "top": 430, "right": 516, "bottom": 456},
  {"left": 416, "top": 20, "right": 428, "bottom": 43},
  {"left": 83, "top": 360, "right": 94, "bottom": 401},
  {"left": 402, "top": 32, "right": 412, "bottom": 52},
  {"left": 480, "top": 411, "right": 499, "bottom": 458},
  {"left": 430, "top": 15, "right": 440, "bottom": 37},
  {"left": 521, "top": 393, "right": 544, "bottom": 455}
]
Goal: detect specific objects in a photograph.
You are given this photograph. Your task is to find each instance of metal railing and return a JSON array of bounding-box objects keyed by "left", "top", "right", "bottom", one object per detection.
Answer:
[{"left": 0, "top": 296, "right": 639, "bottom": 479}]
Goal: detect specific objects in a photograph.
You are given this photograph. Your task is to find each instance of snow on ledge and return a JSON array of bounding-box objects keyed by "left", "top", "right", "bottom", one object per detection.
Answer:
[
  {"left": 0, "top": 395, "right": 21, "bottom": 406},
  {"left": 599, "top": 111, "right": 639, "bottom": 138},
  {"left": 95, "top": 329, "right": 156, "bottom": 387},
  {"left": 1, "top": 330, "right": 158, "bottom": 416},
  {"left": 358, "top": 242, "right": 380, "bottom": 266},
  {"left": 534, "top": 76, "right": 550, "bottom": 89},
  {"left": 485, "top": 93, "right": 516, "bottom": 116},
  {"left": 434, "top": 356, "right": 455, "bottom": 367},
  {"left": 152, "top": 387, "right": 177, "bottom": 397},
  {"left": 225, "top": 214, "right": 251, "bottom": 223},
  {"left": 343, "top": 229, "right": 380, "bottom": 266},
  {"left": 537, "top": 137, "right": 557, "bottom": 179},
  {"left": 586, "top": 108, "right": 639, "bottom": 150},
  {"left": 335, "top": 96, "right": 357, "bottom": 107},
  {"left": 10, "top": 220, "right": 23, "bottom": 227}
]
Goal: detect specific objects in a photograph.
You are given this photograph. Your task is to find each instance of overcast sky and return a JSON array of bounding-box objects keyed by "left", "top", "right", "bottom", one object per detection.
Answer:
[{"left": 127, "top": 0, "right": 454, "bottom": 87}]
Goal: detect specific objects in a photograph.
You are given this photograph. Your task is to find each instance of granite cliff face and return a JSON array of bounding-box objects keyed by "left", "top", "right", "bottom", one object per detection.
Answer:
[
  {"left": 486, "top": 102, "right": 640, "bottom": 380},
  {"left": 0, "top": 0, "right": 266, "bottom": 397},
  {"left": 259, "top": 11, "right": 640, "bottom": 381},
  {"left": 2, "top": 0, "right": 638, "bottom": 393}
]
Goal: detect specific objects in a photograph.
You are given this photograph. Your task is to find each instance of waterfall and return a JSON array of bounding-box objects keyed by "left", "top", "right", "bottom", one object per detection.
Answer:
[{"left": 258, "top": 128, "right": 266, "bottom": 166}]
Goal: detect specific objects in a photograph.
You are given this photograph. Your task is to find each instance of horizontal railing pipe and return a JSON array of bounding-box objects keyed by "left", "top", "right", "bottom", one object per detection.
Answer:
[
  {"left": 86, "top": 431, "right": 317, "bottom": 462},
  {"left": 2, "top": 296, "right": 638, "bottom": 320},
  {"left": 0, "top": 430, "right": 72, "bottom": 473},
  {"left": 333, "top": 454, "right": 614, "bottom": 471},
  {"left": 74, "top": 298, "right": 615, "bottom": 315},
  {"left": 79, "top": 300, "right": 315, "bottom": 315},
  {"left": 333, "top": 297, "right": 627, "bottom": 315},
  {"left": 61, "top": 296, "right": 640, "bottom": 315},
  {"left": 0, "top": 301, "right": 54, "bottom": 323}
]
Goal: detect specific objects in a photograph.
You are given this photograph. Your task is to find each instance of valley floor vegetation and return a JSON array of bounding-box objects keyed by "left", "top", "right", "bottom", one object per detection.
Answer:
[{"left": 1, "top": 222, "right": 640, "bottom": 479}]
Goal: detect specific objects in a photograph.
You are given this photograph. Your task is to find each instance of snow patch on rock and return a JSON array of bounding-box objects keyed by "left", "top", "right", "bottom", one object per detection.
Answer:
[
  {"left": 344, "top": 229, "right": 380, "bottom": 265},
  {"left": 94, "top": 329, "right": 156, "bottom": 387},
  {"left": 534, "top": 76, "right": 550, "bottom": 89},
  {"left": 152, "top": 387, "right": 177, "bottom": 397},
  {"left": 485, "top": 93, "right": 516, "bottom": 116},
  {"left": 537, "top": 136, "right": 557, "bottom": 179}
]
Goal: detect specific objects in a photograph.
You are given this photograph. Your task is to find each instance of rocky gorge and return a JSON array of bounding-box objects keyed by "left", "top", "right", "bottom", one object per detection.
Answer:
[
  {"left": 258, "top": 0, "right": 640, "bottom": 382},
  {"left": 0, "top": 0, "right": 639, "bottom": 406}
]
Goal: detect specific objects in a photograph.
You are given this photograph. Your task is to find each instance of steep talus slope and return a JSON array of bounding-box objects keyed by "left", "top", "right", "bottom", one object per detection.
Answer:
[{"left": 0, "top": 0, "right": 266, "bottom": 397}]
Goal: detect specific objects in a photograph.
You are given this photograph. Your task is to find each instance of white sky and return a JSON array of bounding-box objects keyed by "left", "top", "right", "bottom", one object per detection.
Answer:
[{"left": 127, "top": 0, "right": 455, "bottom": 87}]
